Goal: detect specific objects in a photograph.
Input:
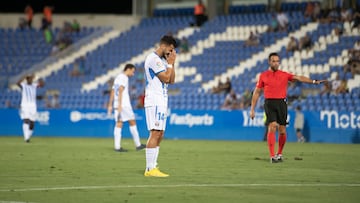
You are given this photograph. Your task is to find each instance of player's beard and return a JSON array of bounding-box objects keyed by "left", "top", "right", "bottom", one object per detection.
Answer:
[
  {"left": 270, "top": 66, "right": 278, "bottom": 72},
  {"left": 160, "top": 48, "right": 169, "bottom": 60}
]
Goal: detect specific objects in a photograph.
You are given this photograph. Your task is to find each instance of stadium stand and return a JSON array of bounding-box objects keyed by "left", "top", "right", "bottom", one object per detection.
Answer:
[{"left": 1, "top": 1, "right": 359, "bottom": 112}]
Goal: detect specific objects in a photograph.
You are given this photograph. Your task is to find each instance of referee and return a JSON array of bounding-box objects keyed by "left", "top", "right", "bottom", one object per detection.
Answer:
[{"left": 250, "top": 52, "right": 326, "bottom": 163}]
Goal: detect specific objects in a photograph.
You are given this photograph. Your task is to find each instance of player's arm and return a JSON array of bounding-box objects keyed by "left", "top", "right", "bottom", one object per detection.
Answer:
[
  {"left": 117, "top": 86, "right": 124, "bottom": 113},
  {"left": 293, "top": 75, "right": 327, "bottom": 84},
  {"left": 107, "top": 89, "right": 114, "bottom": 115},
  {"left": 16, "top": 75, "right": 26, "bottom": 88},
  {"left": 169, "top": 63, "right": 175, "bottom": 84},
  {"left": 158, "top": 49, "right": 176, "bottom": 84},
  {"left": 168, "top": 50, "right": 176, "bottom": 84},
  {"left": 157, "top": 68, "right": 174, "bottom": 84},
  {"left": 250, "top": 87, "right": 262, "bottom": 119}
]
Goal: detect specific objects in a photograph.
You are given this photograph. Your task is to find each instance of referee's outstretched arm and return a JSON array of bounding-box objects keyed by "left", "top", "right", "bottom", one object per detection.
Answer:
[{"left": 292, "top": 75, "right": 327, "bottom": 85}]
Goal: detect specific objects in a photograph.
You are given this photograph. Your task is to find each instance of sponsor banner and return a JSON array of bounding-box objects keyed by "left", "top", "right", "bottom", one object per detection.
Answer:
[
  {"left": 166, "top": 109, "right": 267, "bottom": 140},
  {"left": 0, "top": 109, "right": 359, "bottom": 143},
  {"left": 319, "top": 111, "right": 360, "bottom": 129},
  {"left": 302, "top": 111, "right": 360, "bottom": 143}
]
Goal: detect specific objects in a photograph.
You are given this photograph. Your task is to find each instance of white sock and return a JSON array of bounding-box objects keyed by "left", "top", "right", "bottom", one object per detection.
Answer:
[
  {"left": 129, "top": 125, "right": 141, "bottom": 147},
  {"left": 114, "top": 127, "right": 122, "bottom": 150},
  {"left": 146, "top": 148, "right": 156, "bottom": 171},
  {"left": 28, "top": 129, "right": 33, "bottom": 139},
  {"left": 154, "top": 146, "right": 160, "bottom": 167},
  {"left": 22, "top": 123, "right": 29, "bottom": 141}
]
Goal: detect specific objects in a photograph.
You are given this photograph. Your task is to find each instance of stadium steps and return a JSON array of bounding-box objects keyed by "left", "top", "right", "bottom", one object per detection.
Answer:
[
  {"left": 8, "top": 27, "right": 119, "bottom": 90},
  {"left": 81, "top": 24, "right": 270, "bottom": 92},
  {"left": 201, "top": 22, "right": 319, "bottom": 92},
  {"left": 81, "top": 26, "right": 202, "bottom": 92},
  {"left": 344, "top": 75, "right": 360, "bottom": 92}
]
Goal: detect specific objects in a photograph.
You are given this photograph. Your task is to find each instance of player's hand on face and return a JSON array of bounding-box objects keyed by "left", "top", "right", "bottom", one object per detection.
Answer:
[{"left": 166, "top": 49, "right": 176, "bottom": 65}]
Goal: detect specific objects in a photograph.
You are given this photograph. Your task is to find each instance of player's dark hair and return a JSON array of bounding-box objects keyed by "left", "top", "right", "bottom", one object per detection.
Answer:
[
  {"left": 268, "top": 52, "right": 279, "bottom": 60},
  {"left": 124, "top": 63, "right": 135, "bottom": 71},
  {"left": 160, "top": 35, "right": 178, "bottom": 48}
]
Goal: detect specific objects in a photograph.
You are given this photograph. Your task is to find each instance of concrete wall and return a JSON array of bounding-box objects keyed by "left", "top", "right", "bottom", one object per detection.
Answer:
[{"left": 0, "top": 13, "right": 141, "bottom": 32}]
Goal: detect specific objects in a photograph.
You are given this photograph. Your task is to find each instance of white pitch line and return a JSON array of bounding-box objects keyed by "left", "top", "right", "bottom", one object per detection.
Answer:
[{"left": 0, "top": 183, "right": 360, "bottom": 192}]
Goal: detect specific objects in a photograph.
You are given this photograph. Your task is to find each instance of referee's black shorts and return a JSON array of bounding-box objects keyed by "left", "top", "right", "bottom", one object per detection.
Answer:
[{"left": 264, "top": 98, "right": 287, "bottom": 126}]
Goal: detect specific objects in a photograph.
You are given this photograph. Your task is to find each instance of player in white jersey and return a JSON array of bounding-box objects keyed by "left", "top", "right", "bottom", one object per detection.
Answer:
[
  {"left": 143, "top": 35, "right": 177, "bottom": 177},
  {"left": 17, "top": 74, "right": 44, "bottom": 142},
  {"left": 107, "top": 64, "right": 146, "bottom": 152}
]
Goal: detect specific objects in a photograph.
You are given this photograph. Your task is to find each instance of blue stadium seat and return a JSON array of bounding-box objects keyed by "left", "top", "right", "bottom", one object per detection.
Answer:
[
  {"left": 3, "top": 7, "right": 359, "bottom": 111},
  {"left": 339, "top": 105, "right": 347, "bottom": 111}
]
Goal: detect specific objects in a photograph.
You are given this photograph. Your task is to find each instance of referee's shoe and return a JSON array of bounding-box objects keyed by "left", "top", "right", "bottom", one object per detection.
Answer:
[{"left": 270, "top": 157, "right": 279, "bottom": 163}]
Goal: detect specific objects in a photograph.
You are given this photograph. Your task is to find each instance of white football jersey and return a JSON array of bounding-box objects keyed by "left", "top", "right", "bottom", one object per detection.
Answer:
[
  {"left": 144, "top": 52, "right": 169, "bottom": 107},
  {"left": 20, "top": 81, "right": 38, "bottom": 108},
  {"left": 112, "top": 73, "right": 132, "bottom": 108}
]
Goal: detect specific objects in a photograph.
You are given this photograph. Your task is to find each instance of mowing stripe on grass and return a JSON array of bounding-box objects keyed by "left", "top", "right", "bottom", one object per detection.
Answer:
[
  {"left": 0, "top": 201, "right": 37, "bottom": 203},
  {"left": 1, "top": 183, "right": 360, "bottom": 192}
]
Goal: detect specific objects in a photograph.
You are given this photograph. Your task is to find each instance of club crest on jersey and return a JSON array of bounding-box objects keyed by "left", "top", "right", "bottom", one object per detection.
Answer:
[
  {"left": 156, "top": 61, "right": 162, "bottom": 68},
  {"left": 155, "top": 122, "right": 159, "bottom": 126}
]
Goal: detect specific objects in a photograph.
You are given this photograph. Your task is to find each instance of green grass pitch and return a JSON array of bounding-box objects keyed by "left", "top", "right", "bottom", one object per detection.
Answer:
[{"left": 0, "top": 136, "right": 360, "bottom": 203}]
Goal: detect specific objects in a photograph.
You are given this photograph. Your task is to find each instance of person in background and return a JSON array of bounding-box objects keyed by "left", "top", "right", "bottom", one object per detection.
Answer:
[
  {"left": 136, "top": 90, "right": 145, "bottom": 109},
  {"left": 335, "top": 79, "right": 348, "bottom": 94},
  {"left": 331, "top": 73, "right": 341, "bottom": 94},
  {"left": 179, "top": 37, "right": 190, "bottom": 53},
  {"left": 43, "top": 6, "right": 54, "bottom": 28},
  {"left": 304, "top": 2, "right": 315, "bottom": 19},
  {"left": 319, "top": 79, "right": 332, "bottom": 96},
  {"left": 294, "top": 106, "right": 306, "bottom": 143},
  {"left": 70, "top": 56, "right": 86, "bottom": 77},
  {"left": 299, "top": 34, "right": 313, "bottom": 50},
  {"left": 351, "top": 11, "right": 360, "bottom": 32},
  {"left": 194, "top": 0, "right": 207, "bottom": 26},
  {"left": 286, "top": 36, "right": 298, "bottom": 53},
  {"left": 312, "top": 2, "right": 321, "bottom": 21},
  {"left": 46, "top": 93, "right": 60, "bottom": 108},
  {"left": 107, "top": 64, "right": 146, "bottom": 152},
  {"left": 267, "top": 13, "right": 278, "bottom": 32},
  {"left": 103, "top": 78, "right": 114, "bottom": 96},
  {"left": 241, "top": 88, "right": 252, "bottom": 108},
  {"left": 24, "top": 5, "right": 33, "bottom": 29},
  {"left": 17, "top": 74, "right": 45, "bottom": 143},
  {"left": 245, "top": 31, "right": 260, "bottom": 46},
  {"left": 276, "top": 11, "right": 289, "bottom": 32},
  {"left": 71, "top": 19, "right": 81, "bottom": 32},
  {"left": 5, "top": 100, "right": 15, "bottom": 108},
  {"left": 221, "top": 89, "right": 241, "bottom": 110}
]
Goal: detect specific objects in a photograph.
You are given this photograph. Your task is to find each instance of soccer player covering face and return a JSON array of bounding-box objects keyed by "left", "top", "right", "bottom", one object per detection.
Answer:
[
  {"left": 107, "top": 64, "right": 146, "bottom": 152},
  {"left": 143, "top": 35, "right": 177, "bottom": 177},
  {"left": 17, "top": 74, "right": 44, "bottom": 143},
  {"left": 250, "top": 53, "right": 327, "bottom": 163}
]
